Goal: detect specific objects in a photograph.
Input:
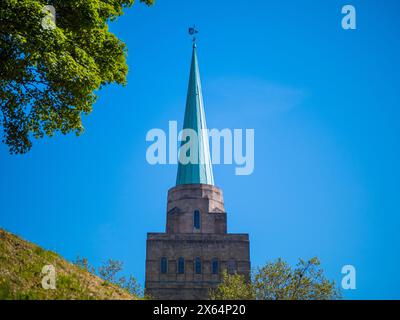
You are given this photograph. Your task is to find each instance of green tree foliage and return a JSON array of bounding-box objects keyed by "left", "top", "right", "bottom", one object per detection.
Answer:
[
  {"left": 209, "top": 270, "right": 254, "bottom": 300},
  {"left": 210, "top": 257, "right": 341, "bottom": 300},
  {"left": 0, "top": 0, "right": 153, "bottom": 154}
]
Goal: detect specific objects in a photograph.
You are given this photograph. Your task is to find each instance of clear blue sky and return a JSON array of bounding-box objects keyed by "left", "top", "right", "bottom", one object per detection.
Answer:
[{"left": 1, "top": 0, "right": 400, "bottom": 299}]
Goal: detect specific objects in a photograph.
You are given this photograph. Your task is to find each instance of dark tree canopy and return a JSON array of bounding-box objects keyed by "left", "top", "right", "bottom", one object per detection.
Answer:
[{"left": 0, "top": 0, "right": 153, "bottom": 154}]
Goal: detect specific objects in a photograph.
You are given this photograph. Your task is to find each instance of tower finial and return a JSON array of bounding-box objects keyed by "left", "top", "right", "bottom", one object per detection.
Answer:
[{"left": 188, "top": 25, "right": 199, "bottom": 47}]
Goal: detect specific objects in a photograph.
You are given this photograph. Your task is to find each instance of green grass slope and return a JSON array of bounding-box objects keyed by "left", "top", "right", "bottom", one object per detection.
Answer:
[{"left": 0, "top": 228, "right": 134, "bottom": 300}]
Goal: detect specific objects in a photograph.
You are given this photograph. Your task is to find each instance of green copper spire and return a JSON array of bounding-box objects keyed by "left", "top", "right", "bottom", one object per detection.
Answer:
[{"left": 176, "top": 44, "right": 214, "bottom": 186}]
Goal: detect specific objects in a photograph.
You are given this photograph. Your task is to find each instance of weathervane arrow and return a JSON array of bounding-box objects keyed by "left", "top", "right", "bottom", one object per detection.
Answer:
[{"left": 188, "top": 25, "right": 199, "bottom": 46}]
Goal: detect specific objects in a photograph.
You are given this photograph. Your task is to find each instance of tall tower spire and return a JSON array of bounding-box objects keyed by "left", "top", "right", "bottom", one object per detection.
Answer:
[
  {"left": 145, "top": 31, "right": 251, "bottom": 300},
  {"left": 176, "top": 41, "right": 214, "bottom": 186}
]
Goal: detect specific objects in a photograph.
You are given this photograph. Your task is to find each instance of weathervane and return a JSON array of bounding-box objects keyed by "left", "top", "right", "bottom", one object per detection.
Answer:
[{"left": 188, "top": 25, "right": 199, "bottom": 46}]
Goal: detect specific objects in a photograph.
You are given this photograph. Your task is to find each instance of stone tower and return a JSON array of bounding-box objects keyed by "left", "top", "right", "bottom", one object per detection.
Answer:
[{"left": 145, "top": 42, "right": 250, "bottom": 300}]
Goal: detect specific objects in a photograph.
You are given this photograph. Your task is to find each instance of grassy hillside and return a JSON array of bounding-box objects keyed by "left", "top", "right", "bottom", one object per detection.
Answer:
[{"left": 0, "top": 228, "right": 135, "bottom": 300}]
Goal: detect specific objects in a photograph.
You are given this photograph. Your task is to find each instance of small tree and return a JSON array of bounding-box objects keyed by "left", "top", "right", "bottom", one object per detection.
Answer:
[
  {"left": 74, "top": 256, "right": 95, "bottom": 274},
  {"left": 209, "top": 270, "right": 254, "bottom": 300},
  {"left": 98, "top": 259, "right": 123, "bottom": 284},
  {"left": 74, "top": 257, "right": 145, "bottom": 299},
  {"left": 210, "top": 257, "right": 341, "bottom": 300},
  {"left": 118, "top": 275, "right": 143, "bottom": 297}
]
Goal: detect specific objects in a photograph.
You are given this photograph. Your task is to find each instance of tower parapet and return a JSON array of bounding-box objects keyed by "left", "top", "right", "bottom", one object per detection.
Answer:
[{"left": 166, "top": 184, "right": 227, "bottom": 234}]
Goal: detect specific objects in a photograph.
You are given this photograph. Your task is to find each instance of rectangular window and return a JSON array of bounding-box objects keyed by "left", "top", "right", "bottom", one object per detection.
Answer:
[
  {"left": 178, "top": 257, "right": 185, "bottom": 274},
  {"left": 161, "top": 257, "right": 168, "bottom": 274},
  {"left": 195, "top": 257, "right": 202, "bottom": 274},
  {"left": 212, "top": 258, "right": 219, "bottom": 275},
  {"left": 194, "top": 210, "right": 200, "bottom": 230},
  {"left": 228, "top": 260, "right": 237, "bottom": 274}
]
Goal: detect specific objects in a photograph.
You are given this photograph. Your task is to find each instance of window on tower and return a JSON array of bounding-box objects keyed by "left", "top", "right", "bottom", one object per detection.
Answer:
[
  {"left": 194, "top": 210, "right": 200, "bottom": 230},
  {"left": 212, "top": 258, "right": 219, "bottom": 275},
  {"left": 178, "top": 257, "right": 185, "bottom": 274},
  {"left": 160, "top": 257, "right": 168, "bottom": 274},
  {"left": 227, "top": 259, "right": 237, "bottom": 274},
  {"left": 195, "top": 257, "right": 202, "bottom": 274}
]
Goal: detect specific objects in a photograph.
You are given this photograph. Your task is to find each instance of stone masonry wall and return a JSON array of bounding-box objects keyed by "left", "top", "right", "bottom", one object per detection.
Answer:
[{"left": 145, "top": 233, "right": 250, "bottom": 300}]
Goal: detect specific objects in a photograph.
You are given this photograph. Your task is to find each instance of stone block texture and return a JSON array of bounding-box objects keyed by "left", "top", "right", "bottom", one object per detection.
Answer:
[{"left": 145, "top": 184, "right": 250, "bottom": 300}]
